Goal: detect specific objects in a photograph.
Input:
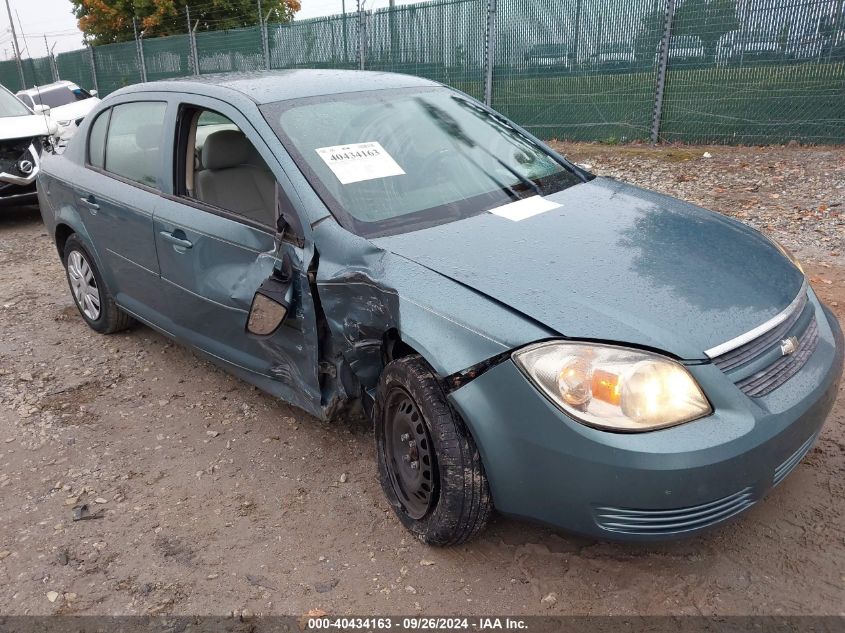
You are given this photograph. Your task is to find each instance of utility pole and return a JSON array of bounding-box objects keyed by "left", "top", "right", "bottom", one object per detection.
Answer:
[{"left": 4, "top": 0, "right": 25, "bottom": 88}]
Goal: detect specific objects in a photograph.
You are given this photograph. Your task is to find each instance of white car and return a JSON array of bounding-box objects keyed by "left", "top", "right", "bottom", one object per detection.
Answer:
[
  {"left": 16, "top": 80, "right": 99, "bottom": 147},
  {"left": 0, "top": 83, "right": 55, "bottom": 208}
]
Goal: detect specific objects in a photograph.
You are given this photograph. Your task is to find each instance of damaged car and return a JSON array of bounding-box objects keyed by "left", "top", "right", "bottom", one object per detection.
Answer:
[
  {"left": 1, "top": 82, "right": 56, "bottom": 207},
  {"left": 37, "top": 70, "right": 843, "bottom": 544}
]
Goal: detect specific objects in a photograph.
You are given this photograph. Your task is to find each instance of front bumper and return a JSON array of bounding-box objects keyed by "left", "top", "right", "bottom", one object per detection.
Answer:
[
  {"left": 448, "top": 298, "right": 843, "bottom": 540},
  {"left": 0, "top": 182, "right": 37, "bottom": 207}
]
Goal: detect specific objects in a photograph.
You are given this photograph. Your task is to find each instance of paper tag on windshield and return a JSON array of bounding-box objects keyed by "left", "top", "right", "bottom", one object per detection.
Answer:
[
  {"left": 488, "top": 196, "right": 561, "bottom": 221},
  {"left": 316, "top": 142, "right": 405, "bottom": 185}
]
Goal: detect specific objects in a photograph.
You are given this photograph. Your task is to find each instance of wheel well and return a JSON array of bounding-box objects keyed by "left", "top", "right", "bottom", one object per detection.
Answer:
[
  {"left": 382, "top": 328, "right": 420, "bottom": 366},
  {"left": 55, "top": 224, "right": 74, "bottom": 260}
]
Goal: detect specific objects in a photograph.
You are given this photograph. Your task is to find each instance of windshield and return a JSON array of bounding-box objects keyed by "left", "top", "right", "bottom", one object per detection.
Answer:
[
  {"left": 29, "top": 86, "right": 90, "bottom": 108},
  {"left": 0, "top": 87, "right": 32, "bottom": 118},
  {"left": 261, "top": 87, "right": 584, "bottom": 237}
]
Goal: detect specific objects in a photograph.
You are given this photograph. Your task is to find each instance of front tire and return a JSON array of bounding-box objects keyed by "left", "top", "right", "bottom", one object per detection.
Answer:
[
  {"left": 375, "top": 355, "right": 493, "bottom": 545},
  {"left": 63, "top": 234, "right": 134, "bottom": 334}
]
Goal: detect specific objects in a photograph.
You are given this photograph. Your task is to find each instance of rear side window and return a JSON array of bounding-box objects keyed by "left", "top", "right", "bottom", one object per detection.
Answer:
[
  {"left": 104, "top": 102, "right": 167, "bottom": 187},
  {"left": 87, "top": 109, "right": 110, "bottom": 169}
]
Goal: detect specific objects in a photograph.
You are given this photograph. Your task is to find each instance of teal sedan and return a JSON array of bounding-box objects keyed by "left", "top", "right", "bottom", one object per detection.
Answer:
[{"left": 36, "top": 70, "right": 843, "bottom": 544}]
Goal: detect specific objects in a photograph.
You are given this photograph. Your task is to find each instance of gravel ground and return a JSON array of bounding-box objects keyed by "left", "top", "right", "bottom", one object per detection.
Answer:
[
  {"left": 1, "top": 144, "right": 844, "bottom": 617},
  {"left": 552, "top": 143, "right": 845, "bottom": 266}
]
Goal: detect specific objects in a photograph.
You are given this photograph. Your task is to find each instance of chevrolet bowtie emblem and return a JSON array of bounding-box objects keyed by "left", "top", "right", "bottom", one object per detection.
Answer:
[{"left": 780, "top": 336, "right": 799, "bottom": 356}]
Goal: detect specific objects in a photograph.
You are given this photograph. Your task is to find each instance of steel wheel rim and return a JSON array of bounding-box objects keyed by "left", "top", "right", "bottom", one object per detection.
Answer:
[
  {"left": 67, "top": 250, "right": 101, "bottom": 321},
  {"left": 384, "top": 388, "right": 437, "bottom": 520}
]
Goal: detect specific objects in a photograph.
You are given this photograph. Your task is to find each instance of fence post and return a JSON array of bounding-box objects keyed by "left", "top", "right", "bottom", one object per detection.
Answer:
[
  {"left": 357, "top": 0, "right": 366, "bottom": 70},
  {"left": 650, "top": 0, "right": 675, "bottom": 143},
  {"left": 257, "top": 0, "right": 271, "bottom": 69},
  {"left": 133, "top": 17, "right": 148, "bottom": 83},
  {"left": 88, "top": 45, "right": 98, "bottom": 94},
  {"left": 483, "top": 0, "right": 497, "bottom": 107},
  {"left": 186, "top": 5, "right": 199, "bottom": 75}
]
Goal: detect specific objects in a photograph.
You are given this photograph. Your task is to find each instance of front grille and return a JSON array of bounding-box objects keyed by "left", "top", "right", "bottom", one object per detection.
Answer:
[
  {"left": 708, "top": 283, "right": 820, "bottom": 397},
  {"left": 773, "top": 432, "right": 818, "bottom": 487},
  {"left": 712, "top": 292, "right": 808, "bottom": 372},
  {"left": 0, "top": 138, "right": 36, "bottom": 176},
  {"left": 593, "top": 487, "right": 755, "bottom": 536},
  {"left": 736, "top": 315, "right": 818, "bottom": 397}
]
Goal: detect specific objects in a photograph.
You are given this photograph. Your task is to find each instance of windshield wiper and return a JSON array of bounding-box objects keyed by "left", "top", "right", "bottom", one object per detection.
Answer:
[{"left": 488, "top": 154, "right": 542, "bottom": 196}]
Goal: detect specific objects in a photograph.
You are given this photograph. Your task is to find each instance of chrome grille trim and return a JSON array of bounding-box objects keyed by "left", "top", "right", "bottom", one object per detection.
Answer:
[
  {"left": 704, "top": 279, "right": 808, "bottom": 359},
  {"left": 736, "top": 315, "right": 819, "bottom": 397}
]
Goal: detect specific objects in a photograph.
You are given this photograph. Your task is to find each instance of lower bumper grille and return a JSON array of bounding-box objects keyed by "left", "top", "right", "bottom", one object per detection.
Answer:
[
  {"left": 773, "top": 432, "right": 818, "bottom": 487},
  {"left": 593, "top": 487, "right": 755, "bottom": 536}
]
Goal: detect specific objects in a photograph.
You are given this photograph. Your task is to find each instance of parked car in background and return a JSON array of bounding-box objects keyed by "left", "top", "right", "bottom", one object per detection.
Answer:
[
  {"left": 16, "top": 80, "right": 99, "bottom": 148},
  {"left": 0, "top": 83, "right": 56, "bottom": 207},
  {"left": 589, "top": 43, "right": 636, "bottom": 68},
  {"left": 37, "top": 70, "right": 843, "bottom": 545},
  {"left": 523, "top": 44, "right": 572, "bottom": 71},
  {"left": 717, "top": 32, "right": 786, "bottom": 66},
  {"left": 660, "top": 35, "right": 707, "bottom": 64}
]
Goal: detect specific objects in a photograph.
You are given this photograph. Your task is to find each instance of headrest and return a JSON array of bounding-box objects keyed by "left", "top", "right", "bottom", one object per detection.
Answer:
[
  {"left": 202, "top": 129, "right": 250, "bottom": 171},
  {"left": 135, "top": 124, "right": 161, "bottom": 150}
]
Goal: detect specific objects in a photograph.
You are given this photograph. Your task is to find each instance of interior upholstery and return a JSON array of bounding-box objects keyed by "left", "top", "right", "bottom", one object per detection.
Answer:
[{"left": 195, "top": 129, "right": 275, "bottom": 225}]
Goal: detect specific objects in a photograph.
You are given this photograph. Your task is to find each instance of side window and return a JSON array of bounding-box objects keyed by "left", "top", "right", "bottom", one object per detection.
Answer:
[
  {"left": 104, "top": 101, "right": 167, "bottom": 188},
  {"left": 87, "top": 109, "right": 110, "bottom": 169},
  {"left": 183, "top": 107, "right": 276, "bottom": 227},
  {"left": 19, "top": 94, "right": 34, "bottom": 109}
]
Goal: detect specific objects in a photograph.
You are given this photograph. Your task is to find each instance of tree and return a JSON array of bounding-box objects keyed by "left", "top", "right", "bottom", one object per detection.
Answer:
[{"left": 72, "top": 0, "right": 301, "bottom": 46}]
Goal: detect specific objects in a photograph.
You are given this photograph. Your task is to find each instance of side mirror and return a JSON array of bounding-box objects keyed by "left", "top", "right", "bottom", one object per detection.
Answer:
[
  {"left": 246, "top": 254, "right": 294, "bottom": 336},
  {"left": 33, "top": 104, "right": 51, "bottom": 116},
  {"left": 90, "top": 90, "right": 98, "bottom": 97}
]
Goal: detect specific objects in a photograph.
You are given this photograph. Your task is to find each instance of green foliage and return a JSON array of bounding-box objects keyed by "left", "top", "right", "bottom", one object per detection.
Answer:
[{"left": 70, "top": 0, "right": 300, "bottom": 46}]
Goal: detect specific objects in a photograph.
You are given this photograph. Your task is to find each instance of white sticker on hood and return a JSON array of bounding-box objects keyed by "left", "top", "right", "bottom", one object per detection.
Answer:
[
  {"left": 488, "top": 196, "right": 561, "bottom": 221},
  {"left": 316, "top": 142, "right": 405, "bottom": 185}
]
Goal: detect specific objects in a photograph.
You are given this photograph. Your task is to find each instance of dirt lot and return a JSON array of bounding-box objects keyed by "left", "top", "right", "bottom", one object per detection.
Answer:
[{"left": 0, "top": 144, "right": 843, "bottom": 617}]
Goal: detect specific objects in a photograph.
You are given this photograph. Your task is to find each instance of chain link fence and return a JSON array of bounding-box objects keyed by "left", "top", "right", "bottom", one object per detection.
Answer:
[{"left": 0, "top": 0, "right": 842, "bottom": 144}]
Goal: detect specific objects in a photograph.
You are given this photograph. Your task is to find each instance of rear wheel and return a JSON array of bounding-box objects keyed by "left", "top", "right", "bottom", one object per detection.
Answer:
[
  {"left": 63, "top": 234, "right": 134, "bottom": 334},
  {"left": 375, "top": 355, "right": 492, "bottom": 545}
]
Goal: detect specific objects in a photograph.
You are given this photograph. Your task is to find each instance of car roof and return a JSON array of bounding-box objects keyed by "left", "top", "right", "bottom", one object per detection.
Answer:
[
  {"left": 17, "top": 80, "right": 79, "bottom": 96},
  {"left": 117, "top": 69, "right": 441, "bottom": 105}
]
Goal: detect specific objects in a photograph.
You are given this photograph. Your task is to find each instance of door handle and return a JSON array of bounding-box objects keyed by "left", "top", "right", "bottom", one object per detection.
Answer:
[
  {"left": 79, "top": 195, "right": 99, "bottom": 212},
  {"left": 159, "top": 230, "right": 193, "bottom": 250}
]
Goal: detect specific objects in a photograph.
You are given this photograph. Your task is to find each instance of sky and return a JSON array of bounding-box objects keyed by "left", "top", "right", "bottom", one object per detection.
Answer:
[{"left": 0, "top": 0, "right": 426, "bottom": 61}]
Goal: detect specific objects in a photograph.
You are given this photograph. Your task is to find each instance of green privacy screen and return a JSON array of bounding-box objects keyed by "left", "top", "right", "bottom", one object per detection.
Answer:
[
  {"left": 270, "top": 14, "right": 359, "bottom": 70},
  {"left": 93, "top": 41, "right": 142, "bottom": 96},
  {"left": 493, "top": 0, "right": 664, "bottom": 142},
  {"left": 0, "top": 0, "right": 842, "bottom": 144},
  {"left": 196, "top": 26, "right": 264, "bottom": 74}
]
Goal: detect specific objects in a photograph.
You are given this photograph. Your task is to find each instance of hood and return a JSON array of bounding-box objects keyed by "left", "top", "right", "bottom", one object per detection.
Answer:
[
  {"left": 49, "top": 98, "right": 99, "bottom": 122},
  {"left": 0, "top": 114, "right": 53, "bottom": 140},
  {"left": 373, "top": 178, "right": 804, "bottom": 360}
]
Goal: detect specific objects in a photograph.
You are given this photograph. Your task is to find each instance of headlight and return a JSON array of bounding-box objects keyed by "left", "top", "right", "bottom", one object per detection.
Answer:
[
  {"left": 513, "top": 342, "right": 712, "bottom": 432},
  {"left": 767, "top": 235, "right": 804, "bottom": 274}
]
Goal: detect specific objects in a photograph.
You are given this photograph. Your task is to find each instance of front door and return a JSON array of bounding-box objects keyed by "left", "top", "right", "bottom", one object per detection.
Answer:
[{"left": 152, "top": 98, "right": 323, "bottom": 417}]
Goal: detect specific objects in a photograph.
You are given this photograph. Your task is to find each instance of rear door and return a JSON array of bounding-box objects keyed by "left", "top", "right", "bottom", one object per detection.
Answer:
[
  {"left": 151, "top": 96, "right": 323, "bottom": 417},
  {"left": 74, "top": 99, "right": 169, "bottom": 320}
]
